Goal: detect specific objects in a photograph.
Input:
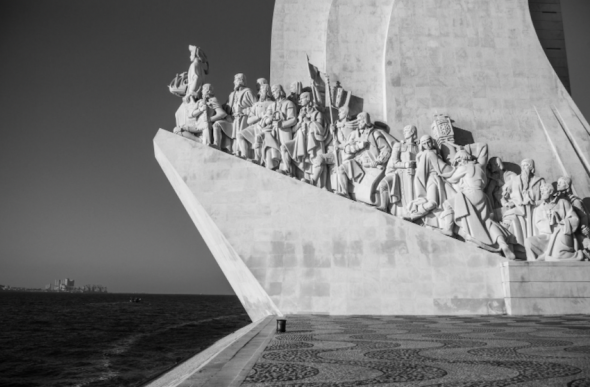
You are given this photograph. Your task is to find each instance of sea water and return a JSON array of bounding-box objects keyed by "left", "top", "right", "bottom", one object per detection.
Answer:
[{"left": 0, "top": 292, "right": 250, "bottom": 387}]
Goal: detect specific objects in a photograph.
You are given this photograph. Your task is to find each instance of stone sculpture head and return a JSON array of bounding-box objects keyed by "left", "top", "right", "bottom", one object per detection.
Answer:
[
  {"left": 419, "top": 135, "right": 435, "bottom": 151},
  {"left": 338, "top": 106, "right": 350, "bottom": 121},
  {"left": 299, "top": 92, "right": 311, "bottom": 107},
  {"left": 557, "top": 176, "right": 573, "bottom": 193},
  {"left": 290, "top": 81, "right": 301, "bottom": 94},
  {"left": 271, "top": 84, "right": 286, "bottom": 100},
  {"left": 234, "top": 73, "right": 247, "bottom": 90},
  {"left": 521, "top": 159, "right": 535, "bottom": 177},
  {"left": 259, "top": 83, "right": 272, "bottom": 102},
  {"left": 189, "top": 46, "right": 208, "bottom": 70},
  {"left": 540, "top": 181, "right": 555, "bottom": 201},
  {"left": 202, "top": 83, "right": 213, "bottom": 98},
  {"left": 256, "top": 78, "right": 268, "bottom": 96},
  {"left": 454, "top": 150, "right": 474, "bottom": 166},
  {"left": 357, "top": 112, "right": 372, "bottom": 129},
  {"left": 403, "top": 125, "right": 417, "bottom": 142}
]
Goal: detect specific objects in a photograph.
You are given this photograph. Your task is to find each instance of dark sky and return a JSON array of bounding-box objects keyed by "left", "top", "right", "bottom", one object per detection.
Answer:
[{"left": 1, "top": 0, "right": 589, "bottom": 294}]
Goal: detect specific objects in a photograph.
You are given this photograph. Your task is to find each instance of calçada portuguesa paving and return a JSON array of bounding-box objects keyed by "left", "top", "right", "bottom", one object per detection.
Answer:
[{"left": 242, "top": 314, "right": 590, "bottom": 387}]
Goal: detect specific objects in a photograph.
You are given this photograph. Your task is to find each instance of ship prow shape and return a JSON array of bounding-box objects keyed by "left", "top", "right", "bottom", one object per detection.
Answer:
[{"left": 155, "top": 129, "right": 512, "bottom": 319}]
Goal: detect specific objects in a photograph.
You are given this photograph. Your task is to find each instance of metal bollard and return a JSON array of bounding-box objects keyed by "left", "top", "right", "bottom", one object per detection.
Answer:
[{"left": 276, "top": 319, "right": 286, "bottom": 333}]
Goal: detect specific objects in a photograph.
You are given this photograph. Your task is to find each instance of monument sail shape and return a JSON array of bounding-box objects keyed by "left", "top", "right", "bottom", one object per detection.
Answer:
[{"left": 156, "top": 0, "right": 590, "bottom": 320}]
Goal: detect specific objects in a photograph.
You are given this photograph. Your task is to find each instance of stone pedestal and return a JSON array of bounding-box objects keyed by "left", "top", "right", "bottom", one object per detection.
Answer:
[{"left": 502, "top": 261, "right": 590, "bottom": 315}]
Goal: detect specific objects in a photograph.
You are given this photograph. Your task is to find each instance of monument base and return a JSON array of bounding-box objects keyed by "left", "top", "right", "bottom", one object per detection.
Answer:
[{"left": 502, "top": 261, "right": 590, "bottom": 315}]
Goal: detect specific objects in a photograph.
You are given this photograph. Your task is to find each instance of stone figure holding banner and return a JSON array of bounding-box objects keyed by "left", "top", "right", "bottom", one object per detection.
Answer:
[
  {"left": 377, "top": 125, "right": 418, "bottom": 216},
  {"left": 525, "top": 182, "right": 584, "bottom": 261}
]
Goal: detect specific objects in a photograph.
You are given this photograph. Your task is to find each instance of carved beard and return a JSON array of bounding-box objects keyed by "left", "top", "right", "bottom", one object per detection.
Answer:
[{"left": 520, "top": 170, "right": 531, "bottom": 190}]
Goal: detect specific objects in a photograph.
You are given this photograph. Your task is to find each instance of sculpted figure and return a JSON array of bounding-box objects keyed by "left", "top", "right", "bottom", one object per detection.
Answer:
[
  {"left": 439, "top": 150, "right": 515, "bottom": 259},
  {"left": 525, "top": 182, "right": 585, "bottom": 261},
  {"left": 325, "top": 106, "right": 356, "bottom": 191},
  {"left": 183, "top": 45, "right": 209, "bottom": 103},
  {"left": 287, "top": 81, "right": 302, "bottom": 110},
  {"left": 237, "top": 83, "right": 275, "bottom": 164},
  {"left": 256, "top": 78, "right": 269, "bottom": 100},
  {"left": 377, "top": 125, "right": 418, "bottom": 215},
  {"left": 485, "top": 157, "right": 516, "bottom": 209},
  {"left": 213, "top": 74, "right": 256, "bottom": 155},
  {"left": 173, "top": 83, "right": 227, "bottom": 144},
  {"left": 556, "top": 176, "right": 590, "bottom": 257},
  {"left": 253, "top": 84, "right": 299, "bottom": 170},
  {"left": 404, "top": 135, "right": 454, "bottom": 224},
  {"left": 336, "top": 112, "right": 391, "bottom": 198},
  {"left": 280, "top": 91, "right": 329, "bottom": 185},
  {"left": 504, "top": 159, "right": 545, "bottom": 241}
]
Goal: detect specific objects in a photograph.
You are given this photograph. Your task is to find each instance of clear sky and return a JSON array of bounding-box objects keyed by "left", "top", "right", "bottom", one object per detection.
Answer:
[{"left": 1, "top": 0, "right": 589, "bottom": 294}]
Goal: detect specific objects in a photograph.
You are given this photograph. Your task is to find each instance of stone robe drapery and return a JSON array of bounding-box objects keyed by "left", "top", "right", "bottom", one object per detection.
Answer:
[
  {"left": 381, "top": 140, "right": 418, "bottom": 215},
  {"left": 240, "top": 100, "right": 274, "bottom": 147},
  {"left": 525, "top": 199, "right": 584, "bottom": 261},
  {"left": 261, "top": 99, "right": 298, "bottom": 165},
  {"left": 444, "top": 163, "right": 510, "bottom": 248},
  {"left": 283, "top": 106, "right": 328, "bottom": 173},
  {"left": 215, "top": 87, "right": 256, "bottom": 154},
  {"left": 412, "top": 150, "right": 454, "bottom": 213},
  {"left": 340, "top": 127, "right": 391, "bottom": 184},
  {"left": 509, "top": 174, "right": 545, "bottom": 241}
]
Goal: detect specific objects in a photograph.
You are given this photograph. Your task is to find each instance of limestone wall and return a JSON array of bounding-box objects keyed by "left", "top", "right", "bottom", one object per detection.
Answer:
[{"left": 155, "top": 130, "right": 507, "bottom": 316}]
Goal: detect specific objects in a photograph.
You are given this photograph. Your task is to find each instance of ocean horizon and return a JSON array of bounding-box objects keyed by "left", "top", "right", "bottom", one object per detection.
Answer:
[{"left": 0, "top": 292, "right": 250, "bottom": 387}]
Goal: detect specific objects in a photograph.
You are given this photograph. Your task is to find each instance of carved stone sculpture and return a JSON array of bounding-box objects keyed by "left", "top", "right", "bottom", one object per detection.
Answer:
[
  {"left": 173, "top": 83, "right": 228, "bottom": 145},
  {"left": 212, "top": 74, "right": 256, "bottom": 155},
  {"left": 256, "top": 78, "right": 269, "bottom": 101},
  {"left": 485, "top": 157, "right": 516, "bottom": 209},
  {"left": 335, "top": 112, "right": 391, "bottom": 199},
  {"left": 237, "top": 83, "right": 275, "bottom": 164},
  {"left": 557, "top": 176, "right": 590, "bottom": 259},
  {"left": 377, "top": 125, "right": 418, "bottom": 215},
  {"left": 503, "top": 159, "right": 546, "bottom": 245},
  {"left": 326, "top": 106, "right": 356, "bottom": 190},
  {"left": 250, "top": 84, "right": 299, "bottom": 170},
  {"left": 439, "top": 150, "right": 515, "bottom": 260},
  {"left": 280, "top": 91, "right": 329, "bottom": 185},
  {"left": 287, "top": 81, "right": 302, "bottom": 109},
  {"left": 525, "top": 182, "right": 584, "bottom": 261},
  {"left": 183, "top": 45, "right": 209, "bottom": 104},
  {"left": 403, "top": 135, "right": 454, "bottom": 225}
]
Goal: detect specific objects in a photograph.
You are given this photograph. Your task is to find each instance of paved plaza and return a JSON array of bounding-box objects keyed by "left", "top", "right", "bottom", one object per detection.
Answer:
[{"left": 243, "top": 315, "right": 590, "bottom": 387}]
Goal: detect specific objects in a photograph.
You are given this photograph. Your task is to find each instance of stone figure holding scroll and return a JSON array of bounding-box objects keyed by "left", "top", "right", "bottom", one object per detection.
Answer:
[
  {"left": 403, "top": 135, "right": 454, "bottom": 225},
  {"left": 336, "top": 112, "right": 391, "bottom": 198},
  {"left": 525, "top": 182, "right": 584, "bottom": 261},
  {"left": 280, "top": 91, "right": 329, "bottom": 185},
  {"left": 439, "top": 150, "right": 515, "bottom": 259},
  {"left": 213, "top": 74, "right": 256, "bottom": 156},
  {"left": 237, "top": 83, "right": 274, "bottom": 164},
  {"left": 377, "top": 125, "right": 418, "bottom": 215}
]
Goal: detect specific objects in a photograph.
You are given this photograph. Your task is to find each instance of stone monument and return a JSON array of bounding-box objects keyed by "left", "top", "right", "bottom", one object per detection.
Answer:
[{"left": 156, "top": 0, "right": 590, "bottom": 321}]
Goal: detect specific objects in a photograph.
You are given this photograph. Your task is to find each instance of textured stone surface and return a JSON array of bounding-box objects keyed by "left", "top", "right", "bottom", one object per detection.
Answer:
[
  {"left": 154, "top": 130, "right": 507, "bottom": 317},
  {"left": 502, "top": 261, "right": 590, "bottom": 315},
  {"left": 270, "top": 0, "right": 590, "bottom": 197},
  {"left": 244, "top": 314, "right": 590, "bottom": 386}
]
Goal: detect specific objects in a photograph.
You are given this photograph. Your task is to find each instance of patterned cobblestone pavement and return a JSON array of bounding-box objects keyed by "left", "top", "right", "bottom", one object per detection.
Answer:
[{"left": 242, "top": 315, "right": 590, "bottom": 387}]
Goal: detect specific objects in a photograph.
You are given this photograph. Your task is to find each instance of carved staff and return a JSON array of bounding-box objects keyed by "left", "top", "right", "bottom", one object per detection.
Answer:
[{"left": 325, "top": 73, "right": 341, "bottom": 191}]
